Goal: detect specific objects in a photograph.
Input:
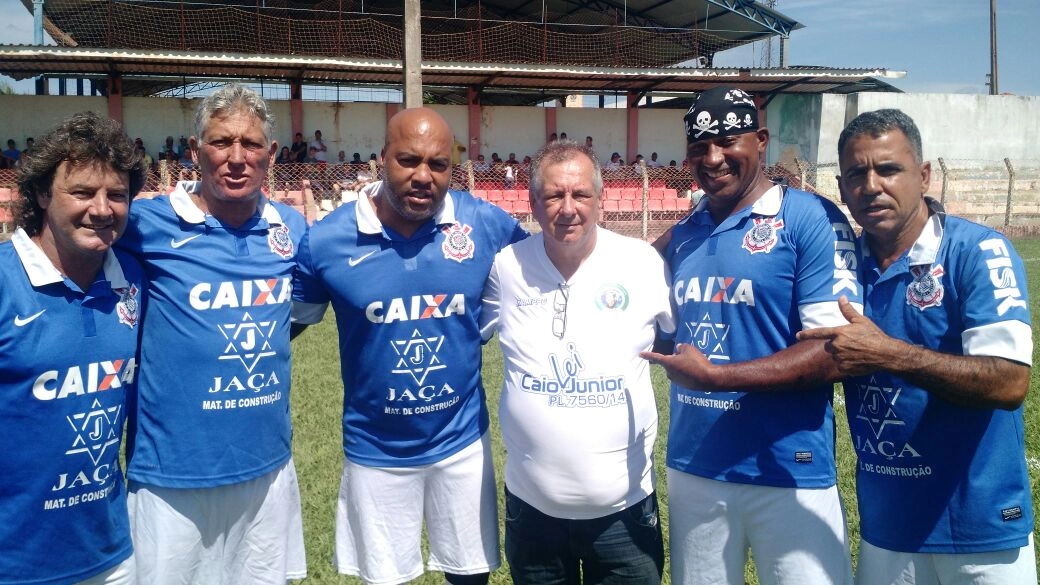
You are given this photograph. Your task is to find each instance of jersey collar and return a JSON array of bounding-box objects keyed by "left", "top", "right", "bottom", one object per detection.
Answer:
[
  {"left": 11, "top": 227, "right": 129, "bottom": 290},
  {"left": 355, "top": 180, "right": 457, "bottom": 236},
  {"left": 691, "top": 184, "right": 783, "bottom": 218},
  {"left": 169, "top": 180, "right": 285, "bottom": 227}
]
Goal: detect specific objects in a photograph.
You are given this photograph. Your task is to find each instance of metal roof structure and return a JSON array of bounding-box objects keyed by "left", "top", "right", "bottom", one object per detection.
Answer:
[
  {"left": 1, "top": 1, "right": 903, "bottom": 102},
  {"left": 0, "top": 45, "right": 903, "bottom": 99}
]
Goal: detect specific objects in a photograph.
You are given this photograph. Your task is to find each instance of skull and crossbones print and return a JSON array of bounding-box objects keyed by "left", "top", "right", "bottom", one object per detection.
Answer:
[{"left": 690, "top": 110, "right": 719, "bottom": 139}]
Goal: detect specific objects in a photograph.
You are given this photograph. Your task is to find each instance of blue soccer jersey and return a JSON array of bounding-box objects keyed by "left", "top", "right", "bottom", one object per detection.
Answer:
[
  {"left": 846, "top": 211, "right": 1034, "bottom": 553},
  {"left": 0, "top": 230, "right": 143, "bottom": 585},
  {"left": 117, "top": 183, "right": 309, "bottom": 487},
  {"left": 664, "top": 186, "right": 861, "bottom": 488},
  {"left": 294, "top": 183, "right": 527, "bottom": 467}
]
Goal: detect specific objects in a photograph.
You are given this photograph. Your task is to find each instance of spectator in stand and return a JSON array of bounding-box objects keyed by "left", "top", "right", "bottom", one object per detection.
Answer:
[
  {"left": 633, "top": 154, "right": 646, "bottom": 175},
  {"left": 290, "top": 132, "right": 308, "bottom": 163},
  {"left": 506, "top": 153, "right": 519, "bottom": 166},
  {"left": 24, "top": 137, "right": 34, "bottom": 154},
  {"left": 669, "top": 160, "right": 677, "bottom": 167},
  {"left": 559, "top": 132, "right": 568, "bottom": 141},
  {"left": 303, "top": 146, "right": 319, "bottom": 164},
  {"left": 177, "top": 137, "right": 192, "bottom": 168},
  {"left": 491, "top": 153, "right": 502, "bottom": 164},
  {"left": 338, "top": 150, "right": 347, "bottom": 163},
  {"left": 474, "top": 153, "right": 491, "bottom": 173},
  {"left": 351, "top": 152, "right": 363, "bottom": 164},
  {"left": 160, "top": 136, "right": 177, "bottom": 160},
  {"left": 276, "top": 145, "right": 294, "bottom": 164},
  {"left": 585, "top": 135, "right": 594, "bottom": 150},
  {"left": 548, "top": 132, "right": 558, "bottom": 143},
  {"left": 2, "top": 139, "right": 21, "bottom": 168},
  {"left": 311, "top": 130, "right": 329, "bottom": 163},
  {"left": 453, "top": 137, "right": 467, "bottom": 165},
  {"left": 647, "top": 152, "right": 664, "bottom": 167},
  {"left": 604, "top": 152, "right": 623, "bottom": 171},
  {"left": 136, "top": 144, "right": 155, "bottom": 171}
]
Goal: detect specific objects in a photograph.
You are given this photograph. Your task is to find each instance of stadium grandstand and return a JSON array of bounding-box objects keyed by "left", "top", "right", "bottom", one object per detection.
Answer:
[{"left": 0, "top": 0, "right": 907, "bottom": 238}]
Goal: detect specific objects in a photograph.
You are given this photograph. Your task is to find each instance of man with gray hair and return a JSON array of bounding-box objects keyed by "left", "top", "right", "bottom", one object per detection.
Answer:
[
  {"left": 480, "top": 140, "right": 675, "bottom": 584},
  {"left": 117, "top": 84, "right": 309, "bottom": 583}
]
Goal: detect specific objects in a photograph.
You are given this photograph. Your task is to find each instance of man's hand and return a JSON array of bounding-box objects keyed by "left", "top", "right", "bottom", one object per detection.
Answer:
[
  {"left": 796, "top": 296, "right": 900, "bottom": 376},
  {"left": 641, "top": 343, "right": 718, "bottom": 389}
]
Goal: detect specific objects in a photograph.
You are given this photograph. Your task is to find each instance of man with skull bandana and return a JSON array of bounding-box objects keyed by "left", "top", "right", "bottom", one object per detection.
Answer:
[{"left": 643, "top": 86, "right": 861, "bottom": 585}]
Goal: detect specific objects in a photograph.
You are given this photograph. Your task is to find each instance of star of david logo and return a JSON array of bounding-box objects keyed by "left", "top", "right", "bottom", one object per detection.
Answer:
[
  {"left": 390, "top": 329, "right": 447, "bottom": 385},
  {"left": 856, "top": 377, "right": 905, "bottom": 439},
  {"left": 218, "top": 312, "right": 277, "bottom": 373},
  {"left": 65, "top": 398, "right": 122, "bottom": 466},
  {"left": 686, "top": 312, "right": 730, "bottom": 361}
]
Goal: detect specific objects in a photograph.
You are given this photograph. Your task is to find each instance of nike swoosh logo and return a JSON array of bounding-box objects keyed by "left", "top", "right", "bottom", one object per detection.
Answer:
[
  {"left": 347, "top": 251, "right": 376, "bottom": 267},
  {"left": 14, "top": 309, "right": 46, "bottom": 326},
  {"left": 171, "top": 234, "right": 203, "bottom": 249}
]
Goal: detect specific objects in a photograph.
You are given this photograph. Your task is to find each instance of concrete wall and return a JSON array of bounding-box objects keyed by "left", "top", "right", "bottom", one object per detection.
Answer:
[
  {"left": 481, "top": 106, "right": 545, "bottom": 162},
  {"left": 0, "top": 95, "right": 107, "bottom": 145},
  {"left": 637, "top": 109, "right": 687, "bottom": 167},
  {"left": 556, "top": 107, "right": 627, "bottom": 161}
]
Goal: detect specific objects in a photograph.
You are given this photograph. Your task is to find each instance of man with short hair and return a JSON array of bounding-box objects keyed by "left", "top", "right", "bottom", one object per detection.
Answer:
[
  {"left": 800, "top": 108, "right": 1036, "bottom": 585},
  {"left": 310, "top": 129, "right": 328, "bottom": 163},
  {"left": 290, "top": 132, "right": 308, "bottom": 163},
  {"left": 481, "top": 140, "right": 674, "bottom": 585},
  {"left": 118, "top": 83, "right": 309, "bottom": 584},
  {"left": 2, "top": 138, "right": 21, "bottom": 168},
  {"left": 1, "top": 111, "right": 145, "bottom": 585},
  {"left": 642, "top": 85, "right": 859, "bottom": 585},
  {"left": 293, "top": 107, "right": 527, "bottom": 585}
]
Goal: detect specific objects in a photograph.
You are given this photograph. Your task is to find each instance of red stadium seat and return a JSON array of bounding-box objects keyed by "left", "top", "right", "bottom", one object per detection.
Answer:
[
  {"left": 662, "top": 188, "right": 679, "bottom": 199},
  {"left": 486, "top": 190, "right": 504, "bottom": 202},
  {"left": 602, "top": 200, "right": 620, "bottom": 212},
  {"left": 604, "top": 188, "right": 623, "bottom": 201},
  {"left": 618, "top": 199, "right": 638, "bottom": 212},
  {"left": 471, "top": 189, "right": 487, "bottom": 200},
  {"left": 517, "top": 189, "right": 530, "bottom": 202},
  {"left": 502, "top": 189, "right": 520, "bottom": 201},
  {"left": 512, "top": 198, "right": 532, "bottom": 215},
  {"left": 649, "top": 188, "right": 665, "bottom": 200},
  {"left": 620, "top": 188, "right": 642, "bottom": 200}
]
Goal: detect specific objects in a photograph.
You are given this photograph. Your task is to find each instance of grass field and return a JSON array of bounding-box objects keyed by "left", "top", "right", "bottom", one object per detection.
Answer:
[{"left": 288, "top": 238, "right": 1040, "bottom": 584}]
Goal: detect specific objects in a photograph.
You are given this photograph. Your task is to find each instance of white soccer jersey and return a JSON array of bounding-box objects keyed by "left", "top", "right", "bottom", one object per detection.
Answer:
[{"left": 483, "top": 228, "right": 675, "bottom": 520}]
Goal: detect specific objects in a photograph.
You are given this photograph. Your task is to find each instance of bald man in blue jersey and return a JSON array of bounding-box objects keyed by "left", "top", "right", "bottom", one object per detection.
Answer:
[{"left": 294, "top": 107, "right": 526, "bottom": 585}]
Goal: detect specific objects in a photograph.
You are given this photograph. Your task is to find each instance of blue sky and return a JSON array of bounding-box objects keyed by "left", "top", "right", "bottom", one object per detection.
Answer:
[{"left": 0, "top": 0, "right": 1036, "bottom": 96}]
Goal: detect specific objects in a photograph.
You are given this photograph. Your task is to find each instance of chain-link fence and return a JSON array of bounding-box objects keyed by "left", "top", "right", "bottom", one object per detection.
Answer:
[{"left": 3, "top": 158, "right": 1040, "bottom": 242}]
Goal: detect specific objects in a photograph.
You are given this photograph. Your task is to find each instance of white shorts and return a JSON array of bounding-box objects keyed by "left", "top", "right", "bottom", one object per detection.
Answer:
[
  {"left": 668, "top": 469, "right": 852, "bottom": 585},
  {"left": 856, "top": 534, "right": 1037, "bottom": 585},
  {"left": 335, "top": 433, "right": 500, "bottom": 584},
  {"left": 77, "top": 556, "right": 135, "bottom": 585},
  {"left": 128, "top": 459, "right": 306, "bottom": 585}
]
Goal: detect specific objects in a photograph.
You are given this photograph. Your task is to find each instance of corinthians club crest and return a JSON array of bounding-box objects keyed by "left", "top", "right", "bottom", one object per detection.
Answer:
[
  {"left": 268, "top": 224, "right": 294, "bottom": 259},
  {"left": 441, "top": 222, "right": 475, "bottom": 262},
  {"left": 906, "top": 264, "right": 944, "bottom": 310},
  {"left": 115, "top": 284, "right": 140, "bottom": 328},
  {"left": 742, "top": 217, "right": 784, "bottom": 254}
]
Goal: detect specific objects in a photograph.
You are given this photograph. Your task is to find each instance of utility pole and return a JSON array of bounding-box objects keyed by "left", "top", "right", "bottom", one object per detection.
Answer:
[
  {"left": 403, "top": 0, "right": 423, "bottom": 107},
  {"left": 989, "top": 0, "right": 998, "bottom": 94}
]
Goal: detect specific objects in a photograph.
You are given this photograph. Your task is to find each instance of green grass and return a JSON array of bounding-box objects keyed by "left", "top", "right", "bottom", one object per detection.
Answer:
[{"left": 289, "top": 238, "right": 1040, "bottom": 584}]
